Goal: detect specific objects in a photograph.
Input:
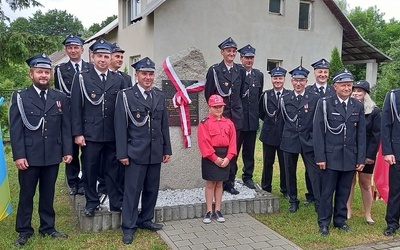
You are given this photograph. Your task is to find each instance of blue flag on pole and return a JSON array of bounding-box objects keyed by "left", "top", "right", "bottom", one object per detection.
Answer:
[{"left": 0, "top": 96, "right": 12, "bottom": 221}]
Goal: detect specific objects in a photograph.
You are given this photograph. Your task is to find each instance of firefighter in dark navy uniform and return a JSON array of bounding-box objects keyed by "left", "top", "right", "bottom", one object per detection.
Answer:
[
  {"left": 204, "top": 37, "right": 246, "bottom": 195},
  {"left": 280, "top": 65, "right": 320, "bottom": 213},
  {"left": 10, "top": 53, "right": 72, "bottom": 246},
  {"left": 302, "top": 58, "right": 334, "bottom": 205},
  {"left": 237, "top": 44, "right": 264, "bottom": 189},
  {"left": 114, "top": 57, "right": 172, "bottom": 244},
  {"left": 313, "top": 69, "right": 366, "bottom": 236},
  {"left": 71, "top": 39, "right": 129, "bottom": 217},
  {"left": 54, "top": 34, "right": 91, "bottom": 196},
  {"left": 306, "top": 58, "right": 335, "bottom": 98},
  {"left": 109, "top": 43, "right": 132, "bottom": 87},
  {"left": 382, "top": 87, "right": 400, "bottom": 236},
  {"left": 259, "top": 66, "right": 289, "bottom": 196}
]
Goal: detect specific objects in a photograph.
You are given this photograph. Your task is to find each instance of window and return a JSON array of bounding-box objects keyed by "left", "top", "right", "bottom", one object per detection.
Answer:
[
  {"left": 267, "top": 60, "right": 282, "bottom": 72},
  {"left": 269, "top": 0, "right": 283, "bottom": 15},
  {"left": 299, "top": 1, "right": 311, "bottom": 30},
  {"left": 128, "top": 0, "right": 141, "bottom": 22}
]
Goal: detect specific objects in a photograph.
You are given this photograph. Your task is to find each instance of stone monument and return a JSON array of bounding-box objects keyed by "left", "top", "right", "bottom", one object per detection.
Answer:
[{"left": 154, "top": 47, "right": 209, "bottom": 190}]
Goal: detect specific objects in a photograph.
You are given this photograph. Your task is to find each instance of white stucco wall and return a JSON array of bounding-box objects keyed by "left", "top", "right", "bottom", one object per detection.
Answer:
[
  {"left": 117, "top": 0, "right": 343, "bottom": 89},
  {"left": 152, "top": 0, "right": 343, "bottom": 89}
]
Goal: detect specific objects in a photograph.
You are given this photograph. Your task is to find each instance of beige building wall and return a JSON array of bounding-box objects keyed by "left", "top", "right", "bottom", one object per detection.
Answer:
[
  {"left": 118, "top": 0, "right": 343, "bottom": 89},
  {"left": 154, "top": 0, "right": 343, "bottom": 89},
  {"left": 118, "top": 0, "right": 155, "bottom": 77}
]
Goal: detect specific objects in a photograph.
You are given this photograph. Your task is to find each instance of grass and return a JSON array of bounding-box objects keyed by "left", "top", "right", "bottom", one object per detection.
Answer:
[
  {"left": 0, "top": 140, "right": 394, "bottom": 250},
  {"left": 0, "top": 144, "right": 168, "bottom": 250},
  {"left": 241, "top": 140, "right": 391, "bottom": 250}
]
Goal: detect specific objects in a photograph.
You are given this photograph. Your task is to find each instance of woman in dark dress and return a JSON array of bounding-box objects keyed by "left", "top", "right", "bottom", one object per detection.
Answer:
[
  {"left": 347, "top": 80, "right": 381, "bottom": 224},
  {"left": 197, "top": 94, "right": 237, "bottom": 224}
]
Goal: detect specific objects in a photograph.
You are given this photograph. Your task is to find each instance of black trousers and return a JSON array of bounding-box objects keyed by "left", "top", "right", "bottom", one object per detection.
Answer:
[
  {"left": 81, "top": 141, "right": 123, "bottom": 211},
  {"left": 224, "top": 129, "right": 241, "bottom": 190},
  {"left": 318, "top": 169, "right": 354, "bottom": 227},
  {"left": 386, "top": 162, "right": 400, "bottom": 229},
  {"left": 238, "top": 130, "right": 257, "bottom": 182},
  {"left": 16, "top": 164, "right": 59, "bottom": 237},
  {"left": 65, "top": 143, "right": 84, "bottom": 189},
  {"left": 284, "top": 150, "right": 320, "bottom": 208},
  {"left": 261, "top": 143, "right": 286, "bottom": 194},
  {"left": 305, "top": 169, "right": 314, "bottom": 201},
  {"left": 121, "top": 162, "right": 161, "bottom": 235}
]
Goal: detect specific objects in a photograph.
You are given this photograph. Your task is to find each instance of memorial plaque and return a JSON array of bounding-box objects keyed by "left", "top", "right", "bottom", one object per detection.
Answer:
[{"left": 162, "top": 80, "right": 200, "bottom": 126}]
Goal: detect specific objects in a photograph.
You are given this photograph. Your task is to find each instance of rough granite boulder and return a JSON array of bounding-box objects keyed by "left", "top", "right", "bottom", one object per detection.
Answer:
[{"left": 154, "top": 47, "right": 209, "bottom": 190}]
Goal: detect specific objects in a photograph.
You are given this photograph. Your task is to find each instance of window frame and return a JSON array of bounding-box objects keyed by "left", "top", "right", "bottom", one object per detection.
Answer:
[
  {"left": 266, "top": 59, "right": 283, "bottom": 72},
  {"left": 269, "top": 0, "right": 284, "bottom": 15},
  {"left": 298, "top": 1, "right": 312, "bottom": 30}
]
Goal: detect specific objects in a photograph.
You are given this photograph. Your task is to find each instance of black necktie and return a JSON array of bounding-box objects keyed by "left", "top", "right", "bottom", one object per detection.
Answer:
[
  {"left": 101, "top": 73, "right": 106, "bottom": 85},
  {"left": 342, "top": 101, "right": 347, "bottom": 113},
  {"left": 75, "top": 63, "right": 80, "bottom": 73},
  {"left": 40, "top": 90, "right": 46, "bottom": 105},
  {"left": 276, "top": 92, "right": 281, "bottom": 100},
  {"left": 297, "top": 95, "right": 302, "bottom": 103},
  {"left": 319, "top": 86, "right": 325, "bottom": 97},
  {"left": 145, "top": 90, "right": 152, "bottom": 107}
]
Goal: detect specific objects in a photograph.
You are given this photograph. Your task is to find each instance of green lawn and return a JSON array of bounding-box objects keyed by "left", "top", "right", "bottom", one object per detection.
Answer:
[{"left": 0, "top": 141, "right": 394, "bottom": 250}]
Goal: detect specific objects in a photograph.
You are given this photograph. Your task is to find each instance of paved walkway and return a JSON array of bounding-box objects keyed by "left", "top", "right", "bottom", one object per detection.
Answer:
[
  {"left": 158, "top": 213, "right": 400, "bottom": 250},
  {"left": 338, "top": 239, "right": 400, "bottom": 250},
  {"left": 158, "top": 213, "right": 301, "bottom": 250}
]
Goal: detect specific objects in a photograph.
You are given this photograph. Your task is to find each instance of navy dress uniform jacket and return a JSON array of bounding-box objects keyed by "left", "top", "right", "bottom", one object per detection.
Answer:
[
  {"left": 280, "top": 90, "right": 320, "bottom": 153},
  {"left": 241, "top": 68, "right": 263, "bottom": 131},
  {"left": 9, "top": 86, "right": 72, "bottom": 166},
  {"left": 71, "top": 68, "right": 129, "bottom": 142},
  {"left": 259, "top": 88, "right": 289, "bottom": 146},
  {"left": 306, "top": 83, "right": 335, "bottom": 98},
  {"left": 313, "top": 96, "right": 366, "bottom": 171},
  {"left": 114, "top": 84, "right": 172, "bottom": 164},
  {"left": 54, "top": 61, "right": 91, "bottom": 96},
  {"left": 205, "top": 61, "right": 246, "bottom": 130},
  {"left": 382, "top": 89, "right": 400, "bottom": 158},
  {"left": 116, "top": 70, "right": 133, "bottom": 87}
]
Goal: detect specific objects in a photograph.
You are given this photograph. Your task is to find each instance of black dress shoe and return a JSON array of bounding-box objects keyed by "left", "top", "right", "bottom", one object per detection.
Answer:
[
  {"left": 225, "top": 187, "right": 240, "bottom": 195},
  {"left": 243, "top": 180, "right": 256, "bottom": 189},
  {"left": 69, "top": 187, "right": 77, "bottom": 195},
  {"left": 15, "top": 236, "right": 30, "bottom": 246},
  {"left": 138, "top": 222, "right": 163, "bottom": 231},
  {"left": 319, "top": 226, "right": 329, "bottom": 236},
  {"left": 384, "top": 227, "right": 396, "bottom": 236},
  {"left": 40, "top": 231, "right": 68, "bottom": 238},
  {"left": 288, "top": 203, "right": 299, "bottom": 213},
  {"left": 122, "top": 233, "right": 133, "bottom": 244},
  {"left": 335, "top": 224, "right": 351, "bottom": 232},
  {"left": 84, "top": 208, "right": 95, "bottom": 217},
  {"left": 76, "top": 186, "right": 85, "bottom": 195}
]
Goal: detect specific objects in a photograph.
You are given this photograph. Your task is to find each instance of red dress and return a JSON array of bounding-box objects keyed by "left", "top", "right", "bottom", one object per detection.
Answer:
[{"left": 197, "top": 114, "right": 237, "bottom": 181}]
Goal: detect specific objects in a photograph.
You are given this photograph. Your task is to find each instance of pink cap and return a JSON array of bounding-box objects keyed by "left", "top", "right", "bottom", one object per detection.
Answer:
[{"left": 208, "top": 94, "right": 226, "bottom": 106}]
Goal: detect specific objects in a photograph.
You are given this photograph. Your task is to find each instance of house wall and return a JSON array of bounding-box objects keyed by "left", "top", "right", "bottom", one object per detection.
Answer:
[
  {"left": 118, "top": 0, "right": 155, "bottom": 76},
  {"left": 152, "top": 0, "right": 343, "bottom": 89}
]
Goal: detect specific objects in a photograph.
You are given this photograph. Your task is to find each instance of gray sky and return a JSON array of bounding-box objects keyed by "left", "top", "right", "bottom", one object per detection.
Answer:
[
  {"left": 2, "top": 0, "right": 118, "bottom": 28},
  {"left": 346, "top": 0, "right": 400, "bottom": 21},
  {"left": 2, "top": 0, "right": 399, "bottom": 29}
]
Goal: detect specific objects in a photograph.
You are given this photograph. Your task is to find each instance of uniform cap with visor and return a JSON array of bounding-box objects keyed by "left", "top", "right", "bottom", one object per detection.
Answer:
[{"left": 208, "top": 94, "right": 226, "bottom": 107}]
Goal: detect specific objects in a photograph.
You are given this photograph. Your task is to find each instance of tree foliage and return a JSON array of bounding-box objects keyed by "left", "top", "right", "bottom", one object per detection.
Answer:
[
  {"left": 28, "top": 9, "right": 84, "bottom": 38},
  {"left": 329, "top": 46, "right": 344, "bottom": 83},
  {"left": 372, "top": 39, "right": 400, "bottom": 108},
  {"left": 88, "top": 15, "right": 117, "bottom": 36}
]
